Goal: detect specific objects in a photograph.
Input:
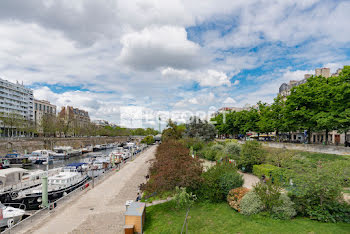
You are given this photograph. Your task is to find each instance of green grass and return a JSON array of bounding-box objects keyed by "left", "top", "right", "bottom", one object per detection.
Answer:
[{"left": 144, "top": 201, "right": 350, "bottom": 234}]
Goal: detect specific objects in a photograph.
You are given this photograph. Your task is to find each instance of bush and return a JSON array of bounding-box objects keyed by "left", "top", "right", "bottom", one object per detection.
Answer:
[
  {"left": 143, "top": 140, "right": 203, "bottom": 193},
  {"left": 305, "top": 201, "right": 350, "bottom": 223},
  {"left": 219, "top": 171, "right": 244, "bottom": 196},
  {"left": 223, "top": 142, "right": 241, "bottom": 160},
  {"left": 252, "top": 164, "right": 293, "bottom": 185},
  {"left": 181, "top": 137, "right": 205, "bottom": 152},
  {"left": 173, "top": 187, "right": 197, "bottom": 209},
  {"left": 227, "top": 187, "right": 250, "bottom": 211},
  {"left": 201, "top": 144, "right": 224, "bottom": 161},
  {"left": 141, "top": 135, "right": 155, "bottom": 145},
  {"left": 271, "top": 194, "right": 297, "bottom": 220},
  {"left": 240, "top": 191, "right": 264, "bottom": 215},
  {"left": 252, "top": 164, "right": 279, "bottom": 178},
  {"left": 197, "top": 163, "right": 243, "bottom": 202},
  {"left": 238, "top": 141, "right": 265, "bottom": 172},
  {"left": 253, "top": 182, "right": 282, "bottom": 211}
]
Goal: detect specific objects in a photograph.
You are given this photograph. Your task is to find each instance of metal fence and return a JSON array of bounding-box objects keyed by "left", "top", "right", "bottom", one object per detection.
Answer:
[{"left": 1, "top": 147, "right": 148, "bottom": 234}]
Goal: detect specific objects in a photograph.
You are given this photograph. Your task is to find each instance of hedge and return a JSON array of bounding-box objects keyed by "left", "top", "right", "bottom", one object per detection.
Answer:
[{"left": 253, "top": 164, "right": 292, "bottom": 185}]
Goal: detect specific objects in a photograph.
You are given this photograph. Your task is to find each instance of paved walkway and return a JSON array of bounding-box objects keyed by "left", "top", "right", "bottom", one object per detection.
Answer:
[
  {"left": 18, "top": 145, "right": 156, "bottom": 234},
  {"left": 238, "top": 171, "right": 260, "bottom": 189}
]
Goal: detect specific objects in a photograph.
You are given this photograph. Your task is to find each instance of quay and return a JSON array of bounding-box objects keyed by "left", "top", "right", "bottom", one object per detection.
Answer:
[{"left": 8, "top": 145, "right": 156, "bottom": 234}]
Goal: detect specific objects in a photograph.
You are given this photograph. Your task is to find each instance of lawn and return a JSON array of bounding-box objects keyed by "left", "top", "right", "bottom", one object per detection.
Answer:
[{"left": 144, "top": 201, "right": 350, "bottom": 234}]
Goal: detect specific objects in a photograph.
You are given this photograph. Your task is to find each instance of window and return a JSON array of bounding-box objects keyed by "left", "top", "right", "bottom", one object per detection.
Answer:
[
  {"left": 35, "top": 103, "right": 37, "bottom": 110},
  {"left": 39, "top": 104, "right": 42, "bottom": 111}
]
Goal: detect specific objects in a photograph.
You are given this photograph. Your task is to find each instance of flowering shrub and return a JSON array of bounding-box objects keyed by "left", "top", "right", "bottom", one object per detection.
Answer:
[{"left": 227, "top": 187, "right": 250, "bottom": 211}]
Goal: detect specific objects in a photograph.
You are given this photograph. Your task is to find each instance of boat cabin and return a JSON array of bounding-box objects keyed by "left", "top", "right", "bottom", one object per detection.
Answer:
[{"left": 0, "top": 168, "right": 27, "bottom": 188}]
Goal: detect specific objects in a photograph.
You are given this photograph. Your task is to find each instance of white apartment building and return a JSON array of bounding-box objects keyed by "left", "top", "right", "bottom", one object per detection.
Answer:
[{"left": 0, "top": 78, "right": 34, "bottom": 120}]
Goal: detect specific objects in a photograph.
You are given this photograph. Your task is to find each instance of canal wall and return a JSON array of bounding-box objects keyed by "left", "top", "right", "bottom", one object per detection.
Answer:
[
  {"left": 0, "top": 136, "right": 131, "bottom": 154},
  {"left": 262, "top": 141, "right": 350, "bottom": 156}
]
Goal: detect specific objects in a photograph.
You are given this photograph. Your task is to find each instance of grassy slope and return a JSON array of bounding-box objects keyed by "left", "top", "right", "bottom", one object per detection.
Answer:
[{"left": 144, "top": 202, "right": 350, "bottom": 234}]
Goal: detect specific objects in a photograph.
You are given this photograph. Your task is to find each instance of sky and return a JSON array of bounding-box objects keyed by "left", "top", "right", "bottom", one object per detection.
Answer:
[{"left": 0, "top": 0, "right": 349, "bottom": 129}]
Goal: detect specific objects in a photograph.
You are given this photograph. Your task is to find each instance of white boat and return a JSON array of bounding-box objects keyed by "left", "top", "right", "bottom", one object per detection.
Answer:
[
  {"left": 0, "top": 203, "right": 25, "bottom": 228},
  {"left": 0, "top": 168, "right": 60, "bottom": 204},
  {"left": 53, "top": 146, "right": 82, "bottom": 158},
  {"left": 81, "top": 145, "right": 93, "bottom": 154},
  {"left": 11, "top": 165, "right": 89, "bottom": 210},
  {"left": 28, "top": 150, "right": 59, "bottom": 164}
]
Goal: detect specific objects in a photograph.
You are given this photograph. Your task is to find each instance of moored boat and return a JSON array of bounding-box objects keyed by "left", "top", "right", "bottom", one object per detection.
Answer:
[{"left": 0, "top": 203, "right": 25, "bottom": 228}]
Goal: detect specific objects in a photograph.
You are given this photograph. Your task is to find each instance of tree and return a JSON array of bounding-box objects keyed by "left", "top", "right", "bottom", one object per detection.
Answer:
[
  {"left": 162, "top": 119, "right": 185, "bottom": 141},
  {"left": 184, "top": 116, "right": 217, "bottom": 141},
  {"left": 257, "top": 102, "right": 275, "bottom": 135}
]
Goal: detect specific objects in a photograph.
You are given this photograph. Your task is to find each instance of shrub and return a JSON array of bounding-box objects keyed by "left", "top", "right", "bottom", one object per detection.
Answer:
[
  {"left": 227, "top": 187, "right": 250, "bottom": 211},
  {"left": 141, "top": 135, "right": 155, "bottom": 145},
  {"left": 181, "top": 137, "right": 205, "bottom": 152},
  {"left": 253, "top": 182, "right": 282, "bottom": 211},
  {"left": 223, "top": 142, "right": 241, "bottom": 160},
  {"left": 240, "top": 191, "right": 264, "bottom": 215},
  {"left": 271, "top": 194, "right": 297, "bottom": 220},
  {"left": 197, "top": 163, "right": 243, "bottom": 202},
  {"left": 202, "top": 144, "right": 224, "bottom": 161},
  {"left": 173, "top": 187, "right": 197, "bottom": 209},
  {"left": 143, "top": 140, "right": 203, "bottom": 193},
  {"left": 219, "top": 171, "right": 244, "bottom": 196},
  {"left": 252, "top": 164, "right": 279, "bottom": 178},
  {"left": 305, "top": 201, "right": 350, "bottom": 223},
  {"left": 238, "top": 141, "right": 265, "bottom": 172}
]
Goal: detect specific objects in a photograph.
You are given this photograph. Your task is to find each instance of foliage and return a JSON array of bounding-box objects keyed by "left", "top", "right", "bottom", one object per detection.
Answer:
[
  {"left": 141, "top": 135, "right": 155, "bottom": 145},
  {"left": 211, "top": 66, "right": 350, "bottom": 144},
  {"left": 305, "top": 201, "right": 350, "bottom": 223},
  {"left": 173, "top": 187, "right": 197, "bottom": 209},
  {"left": 227, "top": 187, "right": 250, "bottom": 211},
  {"left": 161, "top": 119, "right": 186, "bottom": 141},
  {"left": 271, "top": 194, "right": 297, "bottom": 220},
  {"left": 238, "top": 141, "right": 265, "bottom": 172},
  {"left": 239, "top": 191, "right": 264, "bottom": 216},
  {"left": 142, "top": 140, "right": 203, "bottom": 194},
  {"left": 223, "top": 142, "right": 241, "bottom": 160},
  {"left": 253, "top": 182, "right": 282, "bottom": 212},
  {"left": 201, "top": 144, "right": 224, "bottom": 161},
  {"left": 131, "top": 128, "right": 159, "bottom": 136},
  {"left": 180, "top": 137, "right": 205, "bottom": 152},
  {"left": 144, "top": 202, "right": 350, "bottom": 234},
  {"left": 252, "top": 164, "right": 279, "bottom": 178},
  {"left": 197, "top": 163, "right": 243, "bottom": 202},
  {"left": 184, "top": 116, "right": 217, "bottom": 141}
]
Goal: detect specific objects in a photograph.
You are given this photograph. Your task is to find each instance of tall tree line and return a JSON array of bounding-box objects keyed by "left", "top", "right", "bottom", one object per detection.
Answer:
[{"left": 212, "top": 66, "right": 350, "bottom": 144}]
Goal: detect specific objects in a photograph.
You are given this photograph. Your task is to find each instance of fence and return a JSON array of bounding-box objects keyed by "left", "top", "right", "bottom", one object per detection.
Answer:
[{"left": 1, "top": 146, "right": 148, "bottom": 234}]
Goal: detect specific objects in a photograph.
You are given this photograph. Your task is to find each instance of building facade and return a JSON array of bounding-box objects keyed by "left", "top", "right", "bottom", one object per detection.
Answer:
[
  {"left": 59, "top": 106, "right": 90, "bottom": 128},
  {"left": 34, "top": 99, "right": 57, "bottom": 133},
  {"left": 0, "top": 78, "right": 34, "bottom": 121}
]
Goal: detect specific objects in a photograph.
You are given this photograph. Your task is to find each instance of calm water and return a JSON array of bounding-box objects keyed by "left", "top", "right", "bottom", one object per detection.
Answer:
[{"left": 28, "top": 148, "right": 115, "bottom": 171}]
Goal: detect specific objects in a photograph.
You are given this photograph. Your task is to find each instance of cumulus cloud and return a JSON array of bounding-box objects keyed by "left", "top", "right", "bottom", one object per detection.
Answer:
[
  {"left": 162, "top": 67, "right": 231, "bottom": 87},
  {"left": 118, "top": 26, "right": 202, "bottom": 70}
]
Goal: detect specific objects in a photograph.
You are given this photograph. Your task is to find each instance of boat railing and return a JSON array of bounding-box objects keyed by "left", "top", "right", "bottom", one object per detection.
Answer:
[{"left": 0, "top": 180, "right": 42, "bottom": 194}]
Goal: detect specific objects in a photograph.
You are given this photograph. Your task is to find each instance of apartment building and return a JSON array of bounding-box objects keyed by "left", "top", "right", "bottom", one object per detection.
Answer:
[
  {"left": 34, "top": 99, "right": 57, "bottom": 133},
  {"left": 59, "top": 106, "right": 90, "bottom": 128},
  {"left": 0, "top": 78, "right": 34, "bottom": 121}
]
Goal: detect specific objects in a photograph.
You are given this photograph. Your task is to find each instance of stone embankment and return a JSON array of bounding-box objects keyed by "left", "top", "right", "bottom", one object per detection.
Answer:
[
  {"left": 262, "top": 142, "right": 350, "bottom": 155},
  {"left": 0, "top": 136, "right": 133, "bottom": 154}
]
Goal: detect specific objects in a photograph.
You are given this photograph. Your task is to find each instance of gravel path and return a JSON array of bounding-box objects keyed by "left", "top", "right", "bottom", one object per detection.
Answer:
[
  {"left": 19, "top": 145, "right": 156, "bottom": 234},
  {"left": 238, "top": 171, "right": 260, "bottom": 189}
]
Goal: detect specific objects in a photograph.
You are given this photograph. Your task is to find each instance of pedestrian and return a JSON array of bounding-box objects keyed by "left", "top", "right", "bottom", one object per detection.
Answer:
[{"left": 136, "top": 193, "right": 141, "bottom": 202}]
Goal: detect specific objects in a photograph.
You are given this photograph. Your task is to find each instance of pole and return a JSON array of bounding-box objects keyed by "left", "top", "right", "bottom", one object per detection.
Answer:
[
  {"left": 92, "top": 169, "right": 95, "bottom": 188},
  {"left": 41, "top": 176, "right": 48, "bottom": 208}
]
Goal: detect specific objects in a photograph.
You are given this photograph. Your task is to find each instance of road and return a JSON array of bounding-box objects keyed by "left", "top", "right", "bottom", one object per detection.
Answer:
[{"left": 19, "top": 145, "right": 156, "bottom": 234}]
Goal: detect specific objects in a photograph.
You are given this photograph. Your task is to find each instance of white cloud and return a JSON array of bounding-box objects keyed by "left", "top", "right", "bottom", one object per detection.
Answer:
[
  {"left": 162, "top": 67, "right": 231, "bottom": 87},
  {"left": 118, "top": 26, "right": 202, "bottom": 70},
  {"left": 223, "top": 97, "right": 236, "bottom": 104}
]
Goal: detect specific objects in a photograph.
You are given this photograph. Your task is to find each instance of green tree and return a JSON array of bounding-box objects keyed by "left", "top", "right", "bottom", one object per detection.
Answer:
[{"left": 185, "top": 116, "right": 217, "bottom": 141}]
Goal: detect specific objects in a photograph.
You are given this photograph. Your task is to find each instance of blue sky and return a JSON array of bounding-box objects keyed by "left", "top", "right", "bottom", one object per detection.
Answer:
[{"left": 0, "top": 0, "right": 349, "bottom": 128}]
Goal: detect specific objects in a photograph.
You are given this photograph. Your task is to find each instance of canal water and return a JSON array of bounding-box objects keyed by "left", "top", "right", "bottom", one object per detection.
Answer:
[{"left": 28, "top": 148, "right": 115, "bottom": 171}]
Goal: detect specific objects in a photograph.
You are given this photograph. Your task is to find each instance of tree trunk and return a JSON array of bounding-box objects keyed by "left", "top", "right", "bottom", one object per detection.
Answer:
[
  {"left": 325, "top": 129, "right": 329, "bottom": 145},
  {"left": 308, "top": 128, "right": 312, "bottom": 144}
]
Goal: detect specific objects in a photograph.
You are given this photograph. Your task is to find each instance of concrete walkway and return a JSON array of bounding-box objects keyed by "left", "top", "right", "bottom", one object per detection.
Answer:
[
  {"left": 18, "top": 145, "right": 157, "bottom": 234},
  {"left": 238, "top": 172, "right": 260, "bottom": 189}
]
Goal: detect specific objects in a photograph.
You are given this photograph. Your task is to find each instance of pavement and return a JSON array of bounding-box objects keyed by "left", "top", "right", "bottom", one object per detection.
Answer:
[{"left": 18, "top": 145, "right": 157, "bottom": 234}]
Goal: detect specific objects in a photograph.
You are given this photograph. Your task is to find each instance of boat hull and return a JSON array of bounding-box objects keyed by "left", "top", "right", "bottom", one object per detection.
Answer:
[{"left": 7, "top": 175, "right": 89, "bottom": 210}]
